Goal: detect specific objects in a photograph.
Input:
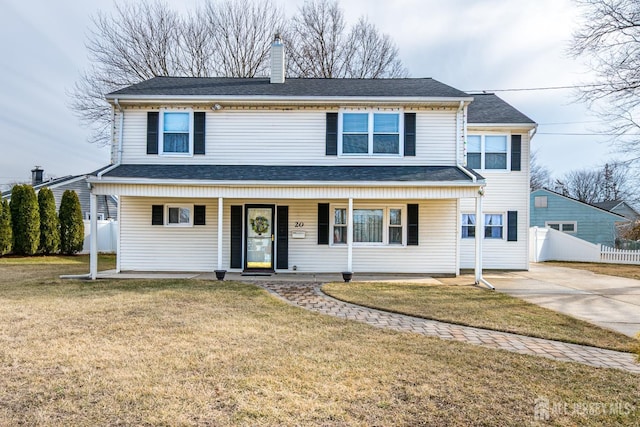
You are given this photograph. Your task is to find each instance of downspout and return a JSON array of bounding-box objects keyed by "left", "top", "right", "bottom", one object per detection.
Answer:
[
  {"left": 455, "top": 100, "right": 476, "bottom": 182},
  {"left": 97, "top": 98, "right": 124, "bottom": 178}
]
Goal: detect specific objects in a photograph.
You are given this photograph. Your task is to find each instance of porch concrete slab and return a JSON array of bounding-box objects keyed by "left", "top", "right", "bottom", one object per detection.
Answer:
[
  {"left": 97, "top": 270, "right": 200, "bottom": 280},
  {"left": 490, "top": 263, "right": 640, "bottom": 338},
  {"left": 197, "top": 272, "right": 442, "bottom": 284}
]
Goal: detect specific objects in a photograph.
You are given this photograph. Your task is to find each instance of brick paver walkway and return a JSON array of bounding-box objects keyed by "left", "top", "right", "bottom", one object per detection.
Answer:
[{"left": 257, "top": 282, "right": 640, "bottom": 374}]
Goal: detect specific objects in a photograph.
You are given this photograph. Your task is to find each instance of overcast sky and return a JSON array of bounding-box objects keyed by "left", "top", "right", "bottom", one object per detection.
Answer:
[{"left": 0, "top": 0, "right": 613, "bottom": 190}]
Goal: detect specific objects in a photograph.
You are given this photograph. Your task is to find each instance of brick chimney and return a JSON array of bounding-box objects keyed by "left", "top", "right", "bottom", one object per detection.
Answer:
[
  {"left": 270, "top": 33, "right": 285, "bottom": 84},
  {"left": 31, "top": 166, "right": 43, "bottom": 186}
]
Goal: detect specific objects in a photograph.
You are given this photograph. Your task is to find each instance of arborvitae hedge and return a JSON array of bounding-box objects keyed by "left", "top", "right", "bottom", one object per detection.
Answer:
[
  {"left": 59, "top": 190, "right": 84, "bottom": 255},
  {"left": 10, "top": 185, "right": 40, "bottom": 255},
  {"left": 38, "top": 188, "right": 60, "bottom": 254},
  {"left": 0, "top": 199, "right": 12, "bottom": 255}
]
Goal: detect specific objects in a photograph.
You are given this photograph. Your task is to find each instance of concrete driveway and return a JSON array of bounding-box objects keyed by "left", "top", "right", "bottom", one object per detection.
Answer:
[{"left": 488, "top": 263, "right": 640, "bottom": 338}]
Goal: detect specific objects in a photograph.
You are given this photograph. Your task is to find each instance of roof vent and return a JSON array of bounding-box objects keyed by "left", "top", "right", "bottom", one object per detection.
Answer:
[{"left": 270, "top": 33, "right": 285, "bottom": 84}]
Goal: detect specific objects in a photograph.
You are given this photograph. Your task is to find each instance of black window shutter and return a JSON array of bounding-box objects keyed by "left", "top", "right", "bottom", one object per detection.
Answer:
[
  {"left": 511, "top": 135, "right": 522, "bottom": 171},
  {"left": 151, "top": 205, "right": 163, "bottom": 225},
  {"left": 407, "top": 204, "right": 419, "bottom": 245},
  {"left": 326, "top": 113, "right": 338, "bottom": 155},
  {"left": 318, "top": 203, "right": 330, "bottom": 245},
  {"left": 507, "top": 211, "right": 518, "bottom": 242},
  {"left": 230, "top": 206, "right": 243, "bottom": 268},
  {"left": 194, "top": 112, "right": 206, "bottom": 155},
  {"left": 277, "top": 206, "right": 289, "bottom": 270},
  {"left": 194, "top": 205, "right": 206, "bottom": 225},
  {"left": 404, "top": 113, "right": 416, "bottom": 156},
  {"left": 147, "top": 112, "right": 159, "bottom": 155}
]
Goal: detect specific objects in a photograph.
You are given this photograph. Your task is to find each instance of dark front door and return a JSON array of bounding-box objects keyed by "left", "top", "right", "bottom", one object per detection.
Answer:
[{"left": 245, "top": 205, "right": 275, "bottom": 271}]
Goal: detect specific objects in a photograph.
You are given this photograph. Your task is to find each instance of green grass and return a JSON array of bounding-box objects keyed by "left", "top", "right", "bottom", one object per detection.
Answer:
[
  {"left": 323, "top": 281, "right": 638, "bottom": 352},
  {"left": 0, "top": 257, "right": 638, "bottom": 425}
]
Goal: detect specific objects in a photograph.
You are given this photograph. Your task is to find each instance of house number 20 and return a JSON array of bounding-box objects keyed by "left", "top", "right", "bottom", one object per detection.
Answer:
[{"left": 294, "top": 221, "right": 304, "bottom": 227}]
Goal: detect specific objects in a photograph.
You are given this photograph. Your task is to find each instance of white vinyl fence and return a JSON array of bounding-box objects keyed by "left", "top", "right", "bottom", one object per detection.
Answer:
[
  {"left": 530, "top": 226, "right": 640, "bottom": 265},
  {"left": 81, "top": 220, "right": 118, "bottom": 254}
]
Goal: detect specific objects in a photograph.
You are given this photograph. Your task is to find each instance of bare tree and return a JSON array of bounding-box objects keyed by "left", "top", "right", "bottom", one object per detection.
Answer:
[
  {"left": 556, "top": 162, "right": 633, "bottom": 203},
  {"left": 287, "top": 0, "right": 407, "bottom": 78},
  {"left": 203, "top": 0, "right": 285, "bottom": 77},
  {"left": 530, "top": 150, "right": 552, "bottom": 191},
  {"left": 69, "top": 0, "right": 182, "bottom": 146},
  {"left": 286, "top": 0, "right": 348, "bottom": 78},
  {"left": 70, "top": 0, "right": 409, "bottom": 146},
  {"left": 346, "top": 17, "right": 407, "bottom": 78},
  {"left": 570, "top": 0, "right": 640, "bottom": 153}
]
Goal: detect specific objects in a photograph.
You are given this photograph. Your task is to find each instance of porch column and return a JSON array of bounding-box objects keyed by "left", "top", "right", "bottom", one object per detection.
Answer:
[
  {"left": 347, "top": 197, "right": 353, "bottom": 272},
  {"left": 217, "top": 197, "right": 224, "bottom": 271},
  {"left": 474, "top": 194, "right": 483, "bottom": 283},
  {"left": 89, "top": 192, "right": 98, "bottom": 280}
]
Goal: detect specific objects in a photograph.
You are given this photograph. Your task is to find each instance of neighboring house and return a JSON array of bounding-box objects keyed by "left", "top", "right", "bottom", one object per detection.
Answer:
[
  {"left": 86, "top": 37, "right": 536, "bottom": 277},
  {"left": 530, "top": 188, "right": 627, "bottom": 247},
  {"left": 1, "top": 167, "right": 118, "bottom": 220},
  {"left": 592, "top": 200, "right": 640, "bottom": 222}
]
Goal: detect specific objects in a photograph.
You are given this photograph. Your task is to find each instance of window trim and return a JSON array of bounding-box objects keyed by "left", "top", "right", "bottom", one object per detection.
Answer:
[
  {"left": 166, "top": 204, "right": 194, "bottom": 227},
  {"left": 330, "top": 204, "right": 406, "bottom": 246},
  {"left": 338, "top": 109, "right": 404, "bottom": 157},
  {"left": 159, "top": 110, "right": 194, "bottom": 157},
  {"left": 545, "top": 221, "right": 577, "bottom": 234},
  {"left": 466, "top": 133, "right": 510, "bottom": 171},
  {"left": 534, "top": 196, "right": 548, "bottom": 208},
  {"left": 461, "top": 213, "right": 506, "bottom": 240}
]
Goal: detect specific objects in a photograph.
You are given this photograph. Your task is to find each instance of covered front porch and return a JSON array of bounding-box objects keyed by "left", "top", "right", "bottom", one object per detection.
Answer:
[{"left": 87, "top": 164, "right": 488, "bottom": 282}]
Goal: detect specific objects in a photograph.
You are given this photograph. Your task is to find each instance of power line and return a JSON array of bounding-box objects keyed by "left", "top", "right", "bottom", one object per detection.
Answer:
[{"left": 465, "top": 83, "right": 605, "bottom": 93}]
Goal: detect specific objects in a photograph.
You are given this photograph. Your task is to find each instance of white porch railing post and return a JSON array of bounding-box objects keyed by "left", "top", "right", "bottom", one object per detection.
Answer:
[{"left": 347, "top": 197, "right": 353, "bottom": 273}]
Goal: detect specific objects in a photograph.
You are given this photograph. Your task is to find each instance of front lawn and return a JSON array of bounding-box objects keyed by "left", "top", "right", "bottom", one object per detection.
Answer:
[
  {"left": 0, "top": 259, "right": 638, "bottom": 425},
  {"left": 322, "top": 281, "right": 638, "bottom": 352}
]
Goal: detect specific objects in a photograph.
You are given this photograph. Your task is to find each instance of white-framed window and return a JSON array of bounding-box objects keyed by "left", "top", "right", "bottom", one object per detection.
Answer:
[
  {"left": 333, "top": 208, "right": 347, "bottom": 244},
  {"left": 461, "top": 213, "right": 504, "bottom": 239},
  {"left": 484, "top": 213, "right": 503, "bottom": 238},
  {"left": 167, "top": 205, "right": 192, "bottom": 226},
  {"left": 545, "top": 221, "right": 577, "bottom": 233},
  {"left": 534, "top": 196, "right": 548, "bottom": 208},
  {"left": 467, "top": 134, "right": 508, "bottom": 170},
  {"left": 160, "top": 110, "right": 193, "bottom": 156},
  {"left": 461, "top": 213, "right": 476, "bottom": 238},
  {"left": 339, "top": 110, "right": 403, "bottom": 156},
  {"left": 331, "top": 205, "right": 405, "bottom": 246}
]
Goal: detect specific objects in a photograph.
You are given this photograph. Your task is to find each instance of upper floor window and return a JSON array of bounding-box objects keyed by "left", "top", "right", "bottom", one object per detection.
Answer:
[
  {"left": 160, "top": 111, "right": 193, "bottom": 155},
  {"left": 467, "top": 135, "right": 508, "bottom": 170},
  {"left": 340, "top": 111, "right": 402, "bottom": 156}
]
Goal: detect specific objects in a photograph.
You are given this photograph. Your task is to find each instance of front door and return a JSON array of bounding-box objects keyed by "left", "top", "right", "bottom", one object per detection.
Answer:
[{"left": 245, "top": 205, "right": 274, "bottom": 271}]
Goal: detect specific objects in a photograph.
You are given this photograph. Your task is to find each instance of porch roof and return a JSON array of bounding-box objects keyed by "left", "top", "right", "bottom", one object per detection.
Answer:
[{"left": 93, "top": 164, "right": 484, "bottom": 184}]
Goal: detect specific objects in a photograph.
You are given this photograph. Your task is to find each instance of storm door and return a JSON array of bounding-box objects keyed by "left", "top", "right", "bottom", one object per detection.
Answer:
[{"left": 245, "top": 205, "right": 274, "bottom": 270}]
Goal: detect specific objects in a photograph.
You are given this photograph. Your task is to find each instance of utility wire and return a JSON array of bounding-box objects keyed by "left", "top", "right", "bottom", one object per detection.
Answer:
[{"left": 464, "top": 83, "right": 606, "bottom": 92}]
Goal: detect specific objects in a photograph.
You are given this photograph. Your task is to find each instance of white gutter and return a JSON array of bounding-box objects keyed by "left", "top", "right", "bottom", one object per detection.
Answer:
[
  {"left": 87, "top": 177, "right": 484, "bottom": 188},
  {"left": 455, "top": 100, "right": 476, "bottom": 183},
  {"left": 97, "top": 98, "right": 124, "bottom": 179},
  {"left": 106, "top": 94, "right": 475, "bottom": 106}
]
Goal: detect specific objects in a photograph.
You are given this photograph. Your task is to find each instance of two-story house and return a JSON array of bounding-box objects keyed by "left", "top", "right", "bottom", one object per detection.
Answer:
[{"left": 86, "top": 38, "right": 536, "bottom": 280}]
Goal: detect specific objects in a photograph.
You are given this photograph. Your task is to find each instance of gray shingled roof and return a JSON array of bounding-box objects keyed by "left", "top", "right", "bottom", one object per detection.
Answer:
[
  {"left": 97, "top": 164, "right": 483, "bottom": 183},
  {"left": 591, "top": 200, "right": 622, "bottom": 211},
  {"left": 108, "top": 77, "right": 471, "bottom": 98},
  {"left": 466, "top": 93, "right": 535, "bottom": 124}
]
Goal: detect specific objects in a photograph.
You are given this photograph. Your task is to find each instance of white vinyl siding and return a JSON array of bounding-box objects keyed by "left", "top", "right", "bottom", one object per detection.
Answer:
[
  {"left": 460, "top": 129, "right": 531, "bottom": 270},
  {"left": 118, "top": 197, "right": 458, "bottom": 274},
  {"left": 119, "top": 197, "right": 217, "bottom": 271},
  {"left": 120, "top": 108, "right": 458, "bottom": 166}
]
